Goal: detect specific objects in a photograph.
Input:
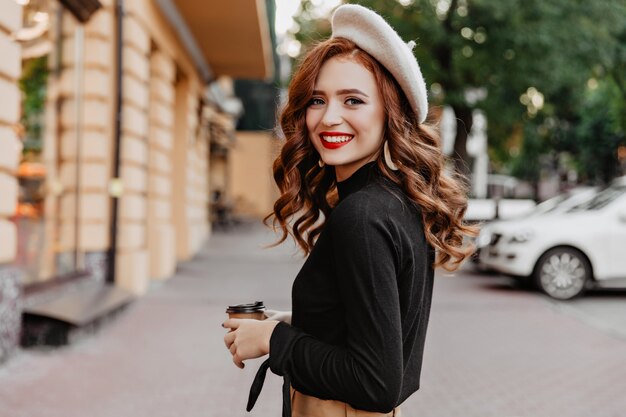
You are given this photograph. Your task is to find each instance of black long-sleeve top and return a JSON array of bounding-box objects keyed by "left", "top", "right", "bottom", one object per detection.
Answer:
[{"left": 268, "top": 162, "right": 435, "bottom": 413}]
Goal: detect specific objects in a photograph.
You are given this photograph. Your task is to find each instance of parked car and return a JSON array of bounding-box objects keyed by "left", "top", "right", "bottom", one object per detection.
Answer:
[
  {"left": 474, "top": 187, "right": 598, "bottom": 264},
  {"left": 527, "top": 186, "right": 598, "bottom": 216},
  {"left": 465, "top": 198, "right": 536, "bottom": 222},
  {"left": 478, "top": 180, "right": 626, "bottom": 300}
]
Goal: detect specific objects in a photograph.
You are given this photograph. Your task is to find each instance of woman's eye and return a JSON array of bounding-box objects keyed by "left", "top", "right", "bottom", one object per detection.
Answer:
[
  {"left": 346, "top": 97, "right": 364, "bottom": 105},
  {"left": 309, "top": 98, "right": 325, "bottom": 106}
]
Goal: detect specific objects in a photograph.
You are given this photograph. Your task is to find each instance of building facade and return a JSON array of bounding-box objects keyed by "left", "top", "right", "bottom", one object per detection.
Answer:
[
  {"left": 0, "top": 0, "right": 274, "bottom": 363},
  {"left": 0, "top": 0, "right": 24, "bottom": 363}
]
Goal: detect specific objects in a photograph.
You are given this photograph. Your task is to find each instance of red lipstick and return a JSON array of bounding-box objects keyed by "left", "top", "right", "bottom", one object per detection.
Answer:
[{"left": 319, "top": 131, "right": 354, "bottom": 149}]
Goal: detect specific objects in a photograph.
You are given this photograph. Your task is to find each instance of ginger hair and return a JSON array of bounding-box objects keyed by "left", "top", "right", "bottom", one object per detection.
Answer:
[{"left": 265, "top": 38, "right": 477, "bottom": 270}]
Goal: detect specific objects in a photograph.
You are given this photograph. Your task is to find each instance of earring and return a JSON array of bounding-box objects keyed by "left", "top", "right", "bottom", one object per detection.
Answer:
[
  {"left": 383, "top": 141, "right": 399, "bottom": 171},
  {"left": 318, "top": 158, "right": 325, "bottom": 168}
]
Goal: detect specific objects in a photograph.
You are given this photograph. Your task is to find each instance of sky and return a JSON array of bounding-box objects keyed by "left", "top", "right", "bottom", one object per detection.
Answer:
[
  {"left": 274, "top": 0, "right": 342, "bottom": 57},
  {"left": 275, "top": 0, "right": 302, "bottom": 36},
  {"left": 275, "top": 0, "right": 342, "bottom": 35}
]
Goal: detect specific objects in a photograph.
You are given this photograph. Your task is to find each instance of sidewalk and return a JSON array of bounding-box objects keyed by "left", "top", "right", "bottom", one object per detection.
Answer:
[{"left": 0, "top": 222, "right": 625, "bottom": 417}]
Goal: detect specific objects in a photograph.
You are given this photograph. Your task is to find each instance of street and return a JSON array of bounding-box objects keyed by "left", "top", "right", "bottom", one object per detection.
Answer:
[{"left": 0, "top": 221, "right": 625, "bottom": 417}]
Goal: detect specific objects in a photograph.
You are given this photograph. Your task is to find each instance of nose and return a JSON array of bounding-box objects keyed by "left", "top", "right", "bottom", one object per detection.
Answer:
[{"left": 321, "top": 101, "right": 342, "bottom": 127}]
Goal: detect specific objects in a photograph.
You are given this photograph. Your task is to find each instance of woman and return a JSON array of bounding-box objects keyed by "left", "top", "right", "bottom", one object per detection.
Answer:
[{"left": 223, "top": 4, "right": 476, "bottom": 416}]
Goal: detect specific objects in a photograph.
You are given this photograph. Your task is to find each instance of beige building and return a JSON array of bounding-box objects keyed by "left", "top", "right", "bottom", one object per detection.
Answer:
[
  {"left": 230, "top": 130, "right": 281, "bottom": 218},
  {"left": 0, "top": 0, "right": 275, "bottom": 362}
]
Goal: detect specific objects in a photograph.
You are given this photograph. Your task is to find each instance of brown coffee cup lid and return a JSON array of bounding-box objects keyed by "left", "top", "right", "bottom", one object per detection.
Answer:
[{"left": 226, "top": 301, "right": 266, "bottom": 314}]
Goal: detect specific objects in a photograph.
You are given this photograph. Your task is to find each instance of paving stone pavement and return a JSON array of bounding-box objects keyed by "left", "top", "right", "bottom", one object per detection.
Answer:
[{"left": 0, "top": 222, "right": 624, "bottom": 417}]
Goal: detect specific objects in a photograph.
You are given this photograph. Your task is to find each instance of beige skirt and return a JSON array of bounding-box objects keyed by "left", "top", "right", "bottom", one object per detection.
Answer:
[{"left": 290, "top": 387, "right": 402, "bottom": 417}]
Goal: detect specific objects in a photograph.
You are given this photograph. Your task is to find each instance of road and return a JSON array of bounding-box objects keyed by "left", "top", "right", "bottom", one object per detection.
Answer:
[
  {"left": 468, "top": 260, "right": 626, "bottom": 342},
  {"left": 0, "top": 221, "right": 624, "bottom": 417}
]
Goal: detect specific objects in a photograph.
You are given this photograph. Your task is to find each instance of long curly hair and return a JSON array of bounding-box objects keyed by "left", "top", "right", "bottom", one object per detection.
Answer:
[{"left": 265, "top": 38, "right": 477, "bottom": 270}]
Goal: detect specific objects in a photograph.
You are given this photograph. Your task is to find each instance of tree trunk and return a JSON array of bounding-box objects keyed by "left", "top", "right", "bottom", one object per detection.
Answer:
[
  {"left": 451, "top": 105, "right": 474, "bottom": 180},
  {"left": 533, "top": 179, "right": 540, "bottom": 202}
]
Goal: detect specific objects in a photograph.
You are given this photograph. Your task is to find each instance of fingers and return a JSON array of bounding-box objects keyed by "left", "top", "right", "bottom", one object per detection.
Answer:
[
  {"left": 233, "top": 354, "right": 244, "bottom": 369},
  {"left": 223, "top": 325, "right": 244, "bottom": 369},
  {"left": 263, "top": 309, "right": 278, "bottom": 319},
  {"left": 222, "top": 319, "right": 249, "bottom": 369},
  {"left": 263, "top": 310, "right": 291, "bottom": 323},
  {"left": 227, "top": 338, "right": 243, "bottom": 368},
  {"left": 224, "top": 330, "right": 236, "bottom": 348},
  {"left": 223, "top": 319, "right": 241, "bottom": 330}
]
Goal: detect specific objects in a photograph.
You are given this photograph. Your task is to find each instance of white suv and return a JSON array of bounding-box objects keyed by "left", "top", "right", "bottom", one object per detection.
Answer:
[{"left": 478, "top": 181, "right": 626, "bottom": 300}]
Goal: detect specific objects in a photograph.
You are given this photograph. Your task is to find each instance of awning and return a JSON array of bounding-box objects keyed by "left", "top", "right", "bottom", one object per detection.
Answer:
[{"left": 158, "top": 0, "right": 274, "bottom": 81}]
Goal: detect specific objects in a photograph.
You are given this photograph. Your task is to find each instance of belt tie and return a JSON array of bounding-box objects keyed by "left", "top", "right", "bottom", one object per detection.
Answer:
[{"left": 247, "top": 358, "right": 292, "bottom": 417}]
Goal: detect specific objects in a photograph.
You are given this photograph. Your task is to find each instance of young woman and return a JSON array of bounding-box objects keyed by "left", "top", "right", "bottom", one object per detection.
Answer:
[{"left": 223, "top": 4, "right": 476, "bottom": 416}]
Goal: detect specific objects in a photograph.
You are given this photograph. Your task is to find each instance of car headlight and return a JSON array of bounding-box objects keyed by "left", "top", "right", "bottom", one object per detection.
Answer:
[{"left": 508, "top": 229, "right": 534, "bottom": 244}]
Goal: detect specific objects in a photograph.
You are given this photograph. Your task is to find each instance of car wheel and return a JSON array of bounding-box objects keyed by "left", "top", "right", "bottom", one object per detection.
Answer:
[{"left": 534, "top": 247, "right": 591, "bottom": 300}]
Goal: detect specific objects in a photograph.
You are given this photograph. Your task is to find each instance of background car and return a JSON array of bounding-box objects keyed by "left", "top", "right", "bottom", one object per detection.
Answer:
[
  {"left": 474, "top": 187, "right": 598, "bottom": 268},
  {"left": 528, "top": 186, "right": 598, "bottom": 216},
  {"left": 477, "top": 180, "right": 626, "bottom": 300}
]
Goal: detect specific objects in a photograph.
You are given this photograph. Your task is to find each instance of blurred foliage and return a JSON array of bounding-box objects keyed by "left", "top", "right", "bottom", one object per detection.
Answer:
[
  {"left": 510, "top": 123, "right": 545, "bottom": 186},
  {"left": 291, "top": 0, "right": 626, "bottom": 185},
  {"left": 293, "top": 0, "right": 333, "bottom": 50},
  {"left": 19, "top": 56, "right": 49, "bottom": 153},
  {"left": 573, "top": 79, "right": 625, "bottom": 184}
]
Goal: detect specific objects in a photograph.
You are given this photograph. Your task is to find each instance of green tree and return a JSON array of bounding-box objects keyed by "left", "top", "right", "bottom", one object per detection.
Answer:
[
  {"left": 574, "top": 79, "right": 626, "bottom": 184},
  {"left": 292, "top": 0, "right": 333, "bottom": 51},
  {"left": 510, "top": 122, "right": 548, "bottom": 196},
  {"left": 19, "top": 55, "right": 48, "bottom": 152},
  {"left": 292, "top": 0, "right": 626, "bottom": 179}
]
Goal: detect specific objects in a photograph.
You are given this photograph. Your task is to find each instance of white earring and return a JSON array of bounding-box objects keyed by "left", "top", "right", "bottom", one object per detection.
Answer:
[
  {"left": 318, "top": 158, "right": 325, "bottom": 168},
  {"left": 383, "top": 141, "right": 399, "bottom": 171}
]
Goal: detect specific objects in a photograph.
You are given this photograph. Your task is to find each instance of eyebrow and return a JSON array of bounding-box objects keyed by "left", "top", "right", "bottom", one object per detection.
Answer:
[{"left": 312, "top": 89, "right": 369, "bottom": 97}]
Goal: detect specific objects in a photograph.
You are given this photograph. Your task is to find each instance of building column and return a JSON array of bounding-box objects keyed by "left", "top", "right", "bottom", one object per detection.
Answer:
[
  {"left": 172, "top": 78, "right": 208, "bottom": 261},
  {"left": 53, "top": 5, "right": 115, "bottom": 280},
  {"left": 189, "top": 99, "right": 209, "bottom": 253},
  {"left": 0, "top": 0, "right": 23, "bottom": 363},
  {"left": 114, "top": 10, "right": 151, "bottom": 294},
  {"left": 148, "top": 49, "right": 176, "bottom": 279},
  {"left": 230, "top": 130, "right": 277, "bottom": 218}
]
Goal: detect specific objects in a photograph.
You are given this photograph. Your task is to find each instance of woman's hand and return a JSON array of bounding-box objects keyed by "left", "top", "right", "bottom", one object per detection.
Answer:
[
  {"left": 223, "top": 319, "right": 280, "bottom": 369},
  {"left": 263, "top": 309, "right": 292, "bottom": 325}
]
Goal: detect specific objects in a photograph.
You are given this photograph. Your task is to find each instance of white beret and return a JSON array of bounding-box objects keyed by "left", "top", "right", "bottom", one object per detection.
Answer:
[{"left": 331, "top": 4, "right": 428, "bottom": 123}]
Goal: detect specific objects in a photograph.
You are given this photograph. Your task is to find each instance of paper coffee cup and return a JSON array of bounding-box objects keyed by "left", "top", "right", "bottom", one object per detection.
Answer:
[{"left": 226, "top": 301, "right": 266, "bottom": 320}]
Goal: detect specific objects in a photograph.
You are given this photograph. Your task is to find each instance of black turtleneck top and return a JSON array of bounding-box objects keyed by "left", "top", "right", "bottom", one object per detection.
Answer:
[{"left": 268, "top": 162, "right": 435, "bottom": 413}]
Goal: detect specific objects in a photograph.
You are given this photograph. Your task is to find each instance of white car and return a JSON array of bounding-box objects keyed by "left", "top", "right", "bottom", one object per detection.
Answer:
[
  {"left": 527, "top": 186, "right": 598, "bottom": 216},
  {"left": 478, "top": 181, "right": 626, "bottom": 300},
  {"left": 474, "top": 187, "right": 598, "bottom": 267}
]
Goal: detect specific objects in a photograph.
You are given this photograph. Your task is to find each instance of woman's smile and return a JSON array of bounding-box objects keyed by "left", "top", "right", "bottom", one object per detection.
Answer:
[
  {"left": 306, "top": 56, "right": 385, "bottom": 181},
  {"left": 320, "top": 131, "right": 354, "bottom": 149}
]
